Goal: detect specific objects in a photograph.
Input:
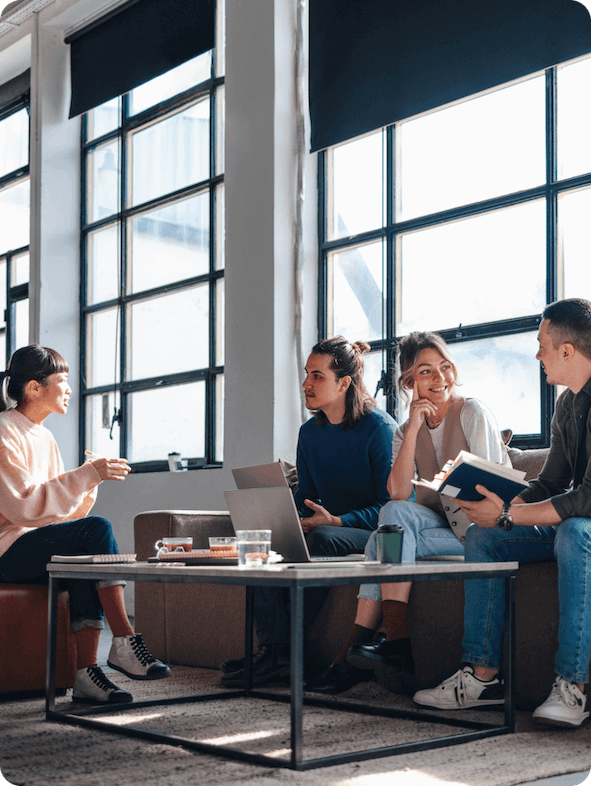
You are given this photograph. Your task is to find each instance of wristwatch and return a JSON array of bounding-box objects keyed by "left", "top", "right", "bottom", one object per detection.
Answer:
[{"left": 496, "top": 501, "right": 514, "bottom": 531}]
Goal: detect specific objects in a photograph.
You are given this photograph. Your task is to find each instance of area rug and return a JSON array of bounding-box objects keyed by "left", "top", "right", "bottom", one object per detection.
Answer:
[{"left": 1, "top": 667, "right": 590, "bottom": 786}]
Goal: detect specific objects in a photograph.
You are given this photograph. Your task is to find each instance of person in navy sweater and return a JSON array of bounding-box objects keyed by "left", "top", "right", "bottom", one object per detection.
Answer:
[{"left": 221, "top": 337, "right": 398, "bottom": 687}]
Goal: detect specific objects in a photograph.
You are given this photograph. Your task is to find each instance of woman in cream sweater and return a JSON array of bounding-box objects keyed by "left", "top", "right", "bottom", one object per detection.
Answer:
[{"left": 0, "top": 344, "right": 171, "bottom": 704}]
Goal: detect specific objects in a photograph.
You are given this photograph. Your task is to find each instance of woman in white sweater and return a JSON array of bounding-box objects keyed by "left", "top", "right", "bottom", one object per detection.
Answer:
[{"left": 0, "top": 345, "right": 171, "bottom": 704}]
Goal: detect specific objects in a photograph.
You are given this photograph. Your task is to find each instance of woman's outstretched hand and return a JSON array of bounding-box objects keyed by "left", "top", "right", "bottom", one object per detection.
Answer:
[
  {"left": 86, "top": 452, "right": 131, "bottom": 481},
  {"left": 300, "top": 499, "right": 342, "bottom": 532}
]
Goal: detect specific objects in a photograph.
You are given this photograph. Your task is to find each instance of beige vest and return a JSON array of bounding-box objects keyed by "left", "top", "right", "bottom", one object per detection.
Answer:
[{"left": 400, "top": 395, "right": 472, "bottom": 543}]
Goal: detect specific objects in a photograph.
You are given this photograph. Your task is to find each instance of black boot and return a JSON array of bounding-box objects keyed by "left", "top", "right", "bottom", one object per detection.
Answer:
[
  {"left": 220, "top": 656, "right": 245, "bottom": 674},
  {"left": 304, "top": 661, "right": 374, "bottom": 695},
  {"left": 346, "top": 634, "right": 414, "bottom": 674},
  {"left": 220, "top": 644, "right": 290, "bottom": 687}
]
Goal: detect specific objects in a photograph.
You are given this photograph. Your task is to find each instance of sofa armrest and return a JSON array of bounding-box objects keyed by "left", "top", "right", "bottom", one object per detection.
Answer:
[{"left": 134, "top": 510, "right": 234, "bottom": 559}]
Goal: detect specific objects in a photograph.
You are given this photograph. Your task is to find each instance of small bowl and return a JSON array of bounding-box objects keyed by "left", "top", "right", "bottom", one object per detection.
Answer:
[{"left": 209, "top": 536, "right": 237, "bottom": 553}]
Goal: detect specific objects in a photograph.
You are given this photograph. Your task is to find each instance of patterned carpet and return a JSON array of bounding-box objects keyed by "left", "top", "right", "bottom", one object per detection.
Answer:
[{"left": 1, "top": 666, "right": 590, "bottom": 786}]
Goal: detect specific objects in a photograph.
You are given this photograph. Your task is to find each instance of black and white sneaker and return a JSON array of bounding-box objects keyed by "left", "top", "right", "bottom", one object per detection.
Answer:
[
  {"left": 73, "top": 666, "right": 133, "bottom": 704},
  {"left": 108, "top": 633, "right": 172, "bottom": 681},
  {"left": 533, "top": 676, "right": 589, "bottom": 727},
  {"left": 413, "top": 666, "right": 504, "bottom": 710}
]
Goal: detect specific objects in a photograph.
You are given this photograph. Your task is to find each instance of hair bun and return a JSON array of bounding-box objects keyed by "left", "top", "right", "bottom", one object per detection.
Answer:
[{"left": 351, "top": 341, "right": 371, "bottom": 356}]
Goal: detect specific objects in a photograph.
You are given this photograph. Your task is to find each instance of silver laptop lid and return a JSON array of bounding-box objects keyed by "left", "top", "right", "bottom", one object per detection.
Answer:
[
  {"left": 232, "top": 462, "right": 289, "bottom": 490},
  {"left": 224, "top": 487, "right": 310, "bottom": 563}
]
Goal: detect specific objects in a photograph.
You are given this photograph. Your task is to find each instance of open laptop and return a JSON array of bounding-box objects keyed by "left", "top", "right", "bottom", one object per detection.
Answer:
[
  {"left": 232, "top": 462, "right": 289, "bottom": 490},
  {"left": 224, "top": 486, "right": 371, "bottom": 566}
]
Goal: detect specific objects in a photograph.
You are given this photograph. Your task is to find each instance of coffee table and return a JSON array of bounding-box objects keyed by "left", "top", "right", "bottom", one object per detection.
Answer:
[{"left": 45, "top": 560, "right": 518, "bottom": 770}]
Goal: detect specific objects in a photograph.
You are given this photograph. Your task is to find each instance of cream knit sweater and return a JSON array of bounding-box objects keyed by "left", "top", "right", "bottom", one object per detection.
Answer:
[{"left": 0, "top": 409, "right": 102, "bottom": 558}]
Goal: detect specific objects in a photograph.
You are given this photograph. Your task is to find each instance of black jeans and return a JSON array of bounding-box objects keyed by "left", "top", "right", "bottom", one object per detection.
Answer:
[
  {"left": 253, "top": 525, "right": 372, "bottom": 646},
  {"left": 0, "top": 516, "right": 121, "bottom": 631}
]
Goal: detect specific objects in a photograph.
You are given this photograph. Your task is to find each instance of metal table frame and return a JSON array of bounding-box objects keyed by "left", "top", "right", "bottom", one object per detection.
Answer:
[{"left": 46, "top": 560, "right": 517, "bottom": 771}]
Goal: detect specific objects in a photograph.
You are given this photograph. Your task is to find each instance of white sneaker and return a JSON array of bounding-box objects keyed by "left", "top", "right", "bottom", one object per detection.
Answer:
[
  {"left": 413, "top": 666, "right": 504, "bottom": 710},
  {"left": 107, "top": 633, "right": 172, "bottom": 681},
  {"left": 73, "top": 666, "right": 133, "bottom": 704},
  {"left": 533, "top": 676, "right": 589, "bottom": 727}
]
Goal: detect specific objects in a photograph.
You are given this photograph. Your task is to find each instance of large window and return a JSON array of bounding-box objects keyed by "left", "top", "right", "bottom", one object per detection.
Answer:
[
  {"left": 319, "top": 54, "right": 591, "bottom": 446},
  {"left": 81, "top": 41, "right": 225, "bottom": 470},
  {"left": 0, "top": 97, "right": 30, "bottom": 362}
]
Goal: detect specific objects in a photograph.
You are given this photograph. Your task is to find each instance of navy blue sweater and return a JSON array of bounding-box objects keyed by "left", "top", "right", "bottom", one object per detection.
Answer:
[{"left": 294, "top": 408, "right": 397, "bottom": 531}]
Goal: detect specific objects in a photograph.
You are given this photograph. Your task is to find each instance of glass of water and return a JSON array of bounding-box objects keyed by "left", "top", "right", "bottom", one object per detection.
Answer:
[{"left": 235, "top": 530, "right": 272, "bottom": 568}]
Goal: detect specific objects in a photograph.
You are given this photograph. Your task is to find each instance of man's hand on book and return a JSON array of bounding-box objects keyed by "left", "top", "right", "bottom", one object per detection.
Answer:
[{"left": 453, "top": 485, "right": 503, "bottom": 527}]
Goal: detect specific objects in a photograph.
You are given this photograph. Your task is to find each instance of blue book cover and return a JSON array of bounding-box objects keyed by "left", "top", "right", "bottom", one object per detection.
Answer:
[{"left": 414, "top": 450, "right": 529, "bottom": 502}]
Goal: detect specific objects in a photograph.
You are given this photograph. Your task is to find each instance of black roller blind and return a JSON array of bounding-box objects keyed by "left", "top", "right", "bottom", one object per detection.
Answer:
[
  {"left": 309, "top": 0, "right": 591, "bottom": 152},
  {"left": 67, "top": 0, "right": 215, "bottom": 118}
]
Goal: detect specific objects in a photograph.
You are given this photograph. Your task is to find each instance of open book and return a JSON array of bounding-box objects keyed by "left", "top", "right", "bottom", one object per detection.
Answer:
[{"left": 412, "top": 450, "right": 529, "bottom": 502}]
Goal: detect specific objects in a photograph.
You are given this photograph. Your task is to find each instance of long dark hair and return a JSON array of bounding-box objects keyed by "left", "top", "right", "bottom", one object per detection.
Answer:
[
  {"left": 0, "top": 345, "right": 69, "bottom": 413},
  {"left": 310, "top": 337, "right": 375, "bottom": 431}
]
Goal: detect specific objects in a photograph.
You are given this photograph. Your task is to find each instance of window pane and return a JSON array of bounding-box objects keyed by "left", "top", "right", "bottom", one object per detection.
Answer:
[
  {"left": 87, "top": 308, "right": 119, "bottom": 388},
  {"left": 0, "top": 333, "right": 6, "bottom": 366},
  {"left": 130, "top": 193, "right": 209, "bottom": 293},
  {"left": 128, "top": 381, "right": 206, "bottom": 463},
  {"left": 559, "top": 187, "right": 591, "bottom": 301},
  {"left": 557, "top": 56, "right": 591, "bottom": 180},
  {"left": 215, "top": 183, "right": 225, "bottom": 270},
  {"left": 215, "top": 278, "right": 224, "bottom": 366},
  {"left": 129, "top": 55, "right": 211, "bottom": 116},
  {"left": 215, "top": 84, "right": 225, "bottom": 176},
  {"left": 86, "top": 392, "right": 121, "bottom": 458},
  {"left": 215, "top": 373, "right": 224, "bottom": 462},
  {"left": 130, "top": 99, "right": 210, "bottom": 207},
  {"left": 11, "top": 251, "right": 29, "bottom": 286},
  {"left": 327, "top": 132, "right": 384, "bottom": 240},
  {"left": 0, "top": 108, "right": 28, "bottom": 179},
  {"left": 87, "top": 225, "right": 119, "bottom": 305},
  {"left": 14, "top": 298, "right": 28, "bottom": 350},
  {"left": 87, "top": 140, "right": 120, "bottom": 223},
  {"left": 397, "top": 201, "right": 546, "bottom": 334},
  {"left": 362, "top": 351, "right": 387, "bottom": 412},
  {"left": 451, "top": 333, "right": 541, "bottom": 435},
  {"left": 129, "top": 286, "right": 209, "bottom": 380},
  {"left": 86, "top": 97, "right": 120, "bottom": 142},
  {"left": 0, "top": 180, "right": 29, "bottom": 255},
  {"left": 0, "top": 260, "right": 5, "bottom": 327},
  {"left": 397, "top": 77, "right": 546, "bottom": 221},
  {"left": 328, "top": 241, "right": 384, "bottom": 342}
]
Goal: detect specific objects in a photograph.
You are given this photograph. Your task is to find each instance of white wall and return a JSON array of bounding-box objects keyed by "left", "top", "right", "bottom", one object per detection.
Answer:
[{"left": 0, "top": 0, "right": 318, "bottom": 613}]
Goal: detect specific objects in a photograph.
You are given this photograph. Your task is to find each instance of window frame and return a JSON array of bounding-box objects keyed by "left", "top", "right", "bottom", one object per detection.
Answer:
[
  {"left": 79, "top": 63, "right": 224, "bottom": 472},
  {"left": 0, "top": 94, "right": 30, "bottom": 365},
  {"left": 318, "top": 64, "right": 591, "bottom": 449}
]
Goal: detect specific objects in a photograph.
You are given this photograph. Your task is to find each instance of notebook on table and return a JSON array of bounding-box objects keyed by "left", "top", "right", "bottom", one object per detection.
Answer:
[{"left": 224, "top": 487, "right": 371, "bottom": 566}]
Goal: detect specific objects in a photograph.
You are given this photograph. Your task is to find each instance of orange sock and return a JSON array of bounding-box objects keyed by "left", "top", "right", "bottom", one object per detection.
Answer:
[
  {"left": 97, "top": 585, "right": 134, "bottom": 637},
  {"left": 75, "top": 626, "right": 101, "bottom": 671},
  {"left": 379, "top": 600, "right": 408, "bottom": 641}
]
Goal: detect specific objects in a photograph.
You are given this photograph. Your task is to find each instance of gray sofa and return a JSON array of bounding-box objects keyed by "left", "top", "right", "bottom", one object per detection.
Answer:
[{"left": 134, "top": 445, "right": 575, "bottom": 711}]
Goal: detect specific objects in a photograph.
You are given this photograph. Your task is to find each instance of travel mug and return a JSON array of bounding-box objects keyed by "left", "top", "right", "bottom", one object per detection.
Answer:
[{"left": 376, "top": 523, "right": 404, "bottom": 563}]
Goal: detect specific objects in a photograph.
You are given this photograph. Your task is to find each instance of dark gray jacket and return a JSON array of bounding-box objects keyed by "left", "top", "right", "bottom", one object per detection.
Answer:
[{"left": 520, "top": 376, "right": 591, "bottom": 521}]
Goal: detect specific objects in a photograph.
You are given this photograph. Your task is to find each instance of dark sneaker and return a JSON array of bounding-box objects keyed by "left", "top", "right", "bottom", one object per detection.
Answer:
[
  {"left": 533, "top": 676, "right": 589, "bottom": 727},
  {"left": 413, "top": 666, "right": 504, "bottom": 710},
  {"left": 108, "top": 634, "right": 172, "bottom": 681},
  {"left": 304, "top": 661, "right": 373, "bottom": 695},
  {"left": 73, "top": 666, "right": 133, "bottom": 704}
]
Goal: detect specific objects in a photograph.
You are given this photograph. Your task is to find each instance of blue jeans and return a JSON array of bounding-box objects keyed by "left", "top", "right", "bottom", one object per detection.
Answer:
[
  {"left": 462, "top": 518, "right": 591, "bottom": 684},
  {"left": 0, "top": 517, "right": 123, "bottom": 632},
  {"left": 359, "top": 500, "right": 465, "bottom": 601},
  {"left": 254, "top": 526, "right": 372, "bottom": 646}
]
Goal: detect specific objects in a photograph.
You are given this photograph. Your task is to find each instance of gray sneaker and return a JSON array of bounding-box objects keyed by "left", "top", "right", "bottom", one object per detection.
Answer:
[
  {"left": 533, "top": 676, "right": 589, "bottom": 727},
  {"left": 73, "top": 666, "right": 133, "bottom": 704},
  {"left": 413, "top": 666, "right": 504, "bottom": 710},
  {"left": 108, "top": 633, "right": 172, "bottom": 681}
]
